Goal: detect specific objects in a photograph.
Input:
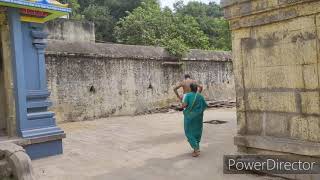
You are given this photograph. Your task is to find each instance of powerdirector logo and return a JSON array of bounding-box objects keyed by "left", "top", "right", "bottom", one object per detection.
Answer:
[{"left": 224, "top": 155, "right": 320, "bottom": 174}]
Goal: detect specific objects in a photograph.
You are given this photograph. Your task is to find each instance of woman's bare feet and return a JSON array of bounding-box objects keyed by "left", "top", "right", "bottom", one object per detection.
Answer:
[{"left": 192, "top": 150, "right": 200, "bottom": 157}]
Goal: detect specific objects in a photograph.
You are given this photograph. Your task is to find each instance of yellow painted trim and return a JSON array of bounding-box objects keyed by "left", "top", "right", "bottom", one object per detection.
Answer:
[
  {"left": 47, "top": 0, "right": 68, "bottom": 8},
  {"left": 21, "top": 16, "right": 46, "bottom": 23},
  {"left": 42, "top": 12, "right": 62, "bottom": 22}
]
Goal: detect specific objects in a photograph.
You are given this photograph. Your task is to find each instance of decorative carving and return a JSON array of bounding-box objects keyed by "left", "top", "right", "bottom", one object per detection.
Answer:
[{"left": 32, "top": 30, "right": 48, "bottom": 50}]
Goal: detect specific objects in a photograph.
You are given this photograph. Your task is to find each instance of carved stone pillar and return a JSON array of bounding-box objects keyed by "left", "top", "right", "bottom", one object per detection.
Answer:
[{"left": 221, "top": 0, "right": 320, "bottom": 156}]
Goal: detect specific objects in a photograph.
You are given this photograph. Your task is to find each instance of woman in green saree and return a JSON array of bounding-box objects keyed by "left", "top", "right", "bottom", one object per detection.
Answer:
[{"left": 182, "top": 83, "right": 208, "bottom": 157}]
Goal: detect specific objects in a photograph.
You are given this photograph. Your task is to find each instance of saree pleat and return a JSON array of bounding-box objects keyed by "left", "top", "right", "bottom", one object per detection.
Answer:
[{"left": 183, "top": 92, "right": 208, "bottom": 150}]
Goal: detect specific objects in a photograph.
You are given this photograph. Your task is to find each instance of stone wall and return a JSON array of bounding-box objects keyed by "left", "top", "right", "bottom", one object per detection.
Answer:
[
  {"left": 44, "top": 19, "right": 95, "bottom": 42},
  {"left": 45, "top": 40, "right": 234, "bottom": 122},
  {"left": 222, "top": 0, "right": 320, "bottom": 157},
  {"left": 0, "top": 15, "right": 15, "bottom": 136},
  {"left": 0, "top": 27, "right": 5, "bottom": 132}
]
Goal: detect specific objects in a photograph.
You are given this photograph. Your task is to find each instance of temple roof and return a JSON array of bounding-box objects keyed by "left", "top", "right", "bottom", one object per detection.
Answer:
[
  {"left": 0, "top": 0, "right": 71, "bottom": 23},
  {"left": 0, "top": 0, "right": 70, "bottom": 12}
]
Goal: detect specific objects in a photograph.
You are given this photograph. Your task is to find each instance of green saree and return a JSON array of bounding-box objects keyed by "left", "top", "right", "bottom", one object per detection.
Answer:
[{"left": 183, "top": 92, "right": 208, "bottom": 150}]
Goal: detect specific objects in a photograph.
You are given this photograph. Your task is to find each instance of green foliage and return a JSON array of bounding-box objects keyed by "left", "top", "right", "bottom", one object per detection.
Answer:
[
  {"left": 114, "top": 0, "right": 209, "bottom": 57},
  {"left": 75, "top": 0, "right": 145, "bottom": 42},
  {"left": 82, "top": 5, "right": 115, "bottom": 41},
  {"left": 174, "top": 1, "right": 223, "bottom": 18},
  {"left": 174, "top": 1, "right": 231, "bottom": 51},
  {"left": 62, "top": 0, "right": 82, "bottom": 20},
  {"left": 161, "top": 37, "right": 189, "bottom": 58},
  {"left": 200, "top": 17, "right": 231, "bottom": 51},
  {"left": 64, "top": 0, "right": 231, "bottom": 55},
  {"left": 114, "top": 0, "right": 162, "bottom": 45}
]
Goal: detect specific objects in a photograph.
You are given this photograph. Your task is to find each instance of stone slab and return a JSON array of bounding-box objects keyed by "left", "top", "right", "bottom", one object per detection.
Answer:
[
  {"left": 32, "top": 109, "right": 278, "bottom": 180},
  {"left": 247, "top": 91, "right": 297, "bottom": 112},
  {"left": 235, "top": 135, "right": 320, "bottom": 156}
]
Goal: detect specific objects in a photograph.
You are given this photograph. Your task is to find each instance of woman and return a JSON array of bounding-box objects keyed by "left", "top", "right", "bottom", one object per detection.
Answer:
[{"left": 182, "top": 83, "right": 208, "bottom": 157}]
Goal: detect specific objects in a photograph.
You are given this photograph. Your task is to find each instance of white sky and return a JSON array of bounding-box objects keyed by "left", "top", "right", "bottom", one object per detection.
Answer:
[{"left": 160, "top": 0, "right": 221, "bottom": 9}]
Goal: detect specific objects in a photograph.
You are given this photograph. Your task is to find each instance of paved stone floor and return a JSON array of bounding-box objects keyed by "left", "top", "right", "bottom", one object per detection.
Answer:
[{"left": 33, "top": 109, "right": 281, "bottom": 180}]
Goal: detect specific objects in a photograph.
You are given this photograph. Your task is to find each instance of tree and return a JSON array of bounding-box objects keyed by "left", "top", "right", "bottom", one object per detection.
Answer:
[
  {"left": 114, "top": 0, "right": 209, "bottom": 57},
  {"left": 64, "top": 0, "right": 230, "bottom": 51},
  {"left": 76, "top": 0, "right": 146, "bottom": 42},
  {"left": 82, "top": 5, "right": 115, "bottom": 41},
  {"left": 174, "top": 1, "right": 231, "bottom": 51},
  {"left": 62, "top": 0, "right": 82, "bottom": 20},
  {"left": 198, "top": 16, "right": 231, "bottom": 50}
]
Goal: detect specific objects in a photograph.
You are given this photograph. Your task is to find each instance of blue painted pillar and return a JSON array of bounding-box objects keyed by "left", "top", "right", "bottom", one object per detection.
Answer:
[{"left": 8, "top": 8, "right": 65, "bottom": 159}]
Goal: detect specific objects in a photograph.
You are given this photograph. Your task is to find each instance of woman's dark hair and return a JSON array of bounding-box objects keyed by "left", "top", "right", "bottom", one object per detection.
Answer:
[
  {"left": 190, "top": 83, "right": 198, "bottom": 93},
  {"left": 184, "top": 74, "right": 191, "bottom": 79}
]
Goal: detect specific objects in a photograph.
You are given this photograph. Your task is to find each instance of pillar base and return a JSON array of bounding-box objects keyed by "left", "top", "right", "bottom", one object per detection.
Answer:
[
  {"left": 20, "top": 133, "right": 65, "bottom": 159},
  {"left": 24, "top": 139, "right": 63, "bottom": 159}
]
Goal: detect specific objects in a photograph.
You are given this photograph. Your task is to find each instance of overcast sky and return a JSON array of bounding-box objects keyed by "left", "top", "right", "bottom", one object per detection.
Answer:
[{"left": 160, "top": 0, "right": 221, "bottom": 9}]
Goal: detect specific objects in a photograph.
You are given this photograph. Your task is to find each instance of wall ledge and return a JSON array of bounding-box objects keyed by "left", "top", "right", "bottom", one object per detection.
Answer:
[
  {"left": 235, "top": 135, "right": 320, "bottom": 157},
  {"left": 222, "top": 0, "right": 316, "bottom": 18},
  {"left": 223, "top": 0, "right": 320, "bottom": 29},
  {"left": 46, "top": 40, "right": 232, "bottom": 62}
]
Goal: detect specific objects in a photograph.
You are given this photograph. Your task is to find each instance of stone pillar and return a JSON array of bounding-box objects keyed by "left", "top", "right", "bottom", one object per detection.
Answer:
[
  {"left": 222, "top": 0, "right": 320, "bottom": 156},
  {"left": 0, "top": 8, "right": 7, "bottom": 134},
  {"left": 1, "top": 10, "right": 16, "bottom": 137}
]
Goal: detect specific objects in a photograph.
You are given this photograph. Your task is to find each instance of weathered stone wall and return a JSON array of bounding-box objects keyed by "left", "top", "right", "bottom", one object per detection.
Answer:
[
  {"left": 45, "top": 40, "right": 234, "bottom": 122},
  {"left": 0, "top": 25, "right": 5, "bottom": 132},
  {"left": 44, "top": 19, "right": 95, "bottom": 42},
  {"left": 0, "top": 14, "right": 16, "bottom": 137},
  {"left": 222, "top": 0, "right": 320, "bottom": 157}
]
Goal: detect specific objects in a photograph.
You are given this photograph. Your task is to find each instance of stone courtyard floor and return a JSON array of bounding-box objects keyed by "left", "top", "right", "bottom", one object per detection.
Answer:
[{"left": 33, "top": 108, "right": 281, "bottom": 180}]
